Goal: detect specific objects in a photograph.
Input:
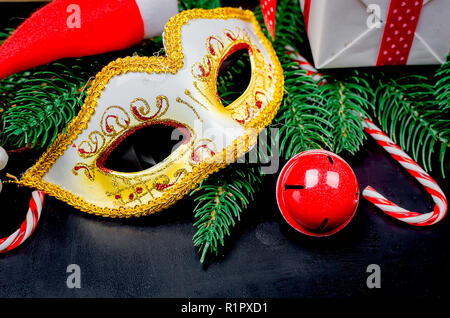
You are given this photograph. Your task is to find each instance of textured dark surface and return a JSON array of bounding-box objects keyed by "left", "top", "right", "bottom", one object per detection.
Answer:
[
  {"left": 1, "top": 137, "right": 448, "bottom": 299},
  {"left": 0, "top": 1, "right": 449, "bottom": 303}
]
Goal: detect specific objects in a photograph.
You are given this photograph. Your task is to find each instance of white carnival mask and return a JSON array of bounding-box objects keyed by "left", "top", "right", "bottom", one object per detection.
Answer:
[{"left": 19, "top": 8, "right": 284, "bottom": 217}]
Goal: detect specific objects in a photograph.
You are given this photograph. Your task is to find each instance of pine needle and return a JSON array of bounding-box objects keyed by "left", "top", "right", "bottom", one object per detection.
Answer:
[
  {"left": 190, "top": 165, "right": 262, "bottom": 263},
  {"left": 371, "top": 71, "right": 450, "bottom": 178}
]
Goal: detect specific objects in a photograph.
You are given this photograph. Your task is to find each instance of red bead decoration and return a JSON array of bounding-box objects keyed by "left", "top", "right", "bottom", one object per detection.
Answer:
[{"left": 276, "top": 150, "right": 360, "bottom": 237}]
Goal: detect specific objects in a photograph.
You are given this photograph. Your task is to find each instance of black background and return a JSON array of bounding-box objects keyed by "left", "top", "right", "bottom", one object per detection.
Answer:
[{"left": 0, "top": 0, "right": 448, "bottom": 309}]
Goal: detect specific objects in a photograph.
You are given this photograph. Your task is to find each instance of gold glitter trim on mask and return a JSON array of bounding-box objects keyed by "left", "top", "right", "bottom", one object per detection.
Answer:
[{"left": 18, "top": 7, "right": 284, "bottom": 218}]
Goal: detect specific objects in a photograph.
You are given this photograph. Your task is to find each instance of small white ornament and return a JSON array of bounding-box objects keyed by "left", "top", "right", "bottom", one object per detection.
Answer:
[{"left": 0, "top": 146, "right": 8, "bottom": 171}]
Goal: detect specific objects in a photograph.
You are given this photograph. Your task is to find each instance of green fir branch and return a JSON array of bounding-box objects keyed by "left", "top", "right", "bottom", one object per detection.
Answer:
[
  {"left": 318, "top": 75, "right": 373, "bottom": 154},
  {"left": 178, "top": 0, "right": 221, "bottom": 11},
  {"left": 256, "top": 0, "right": 333, "bottom": 158},
  {"left": 190, "top": 165, "right": 262, "bottom": 263},
  {"left": 256, "top": 0, "right": 373, "bottom": 157},
  {"left": 0, "top": 64, "right": 89, "bottom": 149},
  {"left": 274, "top": 70, "right": 334, "bottom": 158},
  {"left": 434, "top": 55, "right": 450, "bottom": 110},
  {"left": 274, "top": 69, "right": 374, "bottom": 159},
  {"left": 372, "top": 74, "right": 450, "bottom": 177}
]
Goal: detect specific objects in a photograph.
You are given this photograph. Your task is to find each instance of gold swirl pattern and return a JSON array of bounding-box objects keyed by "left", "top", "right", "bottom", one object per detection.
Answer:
[
  {"left": 78, "top": 131, "right": 106, "bottom": 159},
  {"left": 100, "top": 106, "right": 130, "bottom": 136},
  {"left": 130, "top": 96, "right": 169, "bottom": 121}
]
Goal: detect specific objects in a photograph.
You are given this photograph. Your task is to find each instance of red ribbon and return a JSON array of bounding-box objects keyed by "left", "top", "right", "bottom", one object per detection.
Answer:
[{"left": 376, "top": 0, "right": 423, "bottom": 66}]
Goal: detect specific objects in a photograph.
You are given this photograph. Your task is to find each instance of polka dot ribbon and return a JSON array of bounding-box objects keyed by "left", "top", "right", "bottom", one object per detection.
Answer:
[
  {"left": 260, "top": 0, "right": 277, "bottom": 39},
  {"left": 377, "top": 0, "right": 423, "bottom": 66},
  {"left": 0, "top": 191, "right": 45, "bottom": 253},
  {"left": 300, "top": 0, "right": 423, "bottom": 66},
  {"left": 285, "top": 45, "right": 448, "bottom": 226}
]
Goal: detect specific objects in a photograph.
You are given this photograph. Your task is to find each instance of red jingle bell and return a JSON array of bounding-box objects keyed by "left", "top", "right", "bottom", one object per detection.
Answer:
[{"left": 276, "top": 150, "right": 360, "bottom": 237}]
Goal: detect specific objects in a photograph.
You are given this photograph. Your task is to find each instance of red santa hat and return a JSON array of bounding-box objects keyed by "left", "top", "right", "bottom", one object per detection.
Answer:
[{"left": 0, "top": 0, "right": 178, "bottom": 80}]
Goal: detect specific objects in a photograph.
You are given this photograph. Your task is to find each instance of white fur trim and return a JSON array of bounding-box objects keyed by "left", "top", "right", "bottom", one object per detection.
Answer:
[{"left": 135, "top": 0, "right": 179, "bottom": 38}]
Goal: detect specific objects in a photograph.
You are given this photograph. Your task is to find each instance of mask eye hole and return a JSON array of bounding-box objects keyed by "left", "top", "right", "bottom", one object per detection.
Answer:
[
  {"left": 98, "top": 121, "right": 191, "bottom": 173},
  {"left": 216, "top": 48, "right": 251, "bottom": 107}
]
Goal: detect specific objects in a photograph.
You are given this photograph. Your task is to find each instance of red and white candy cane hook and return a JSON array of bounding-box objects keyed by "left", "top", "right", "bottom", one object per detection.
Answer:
[
  {"left": 361, "top": 118, "right": 447, "bottom": 226},
  {"left": 285, "top": 45, "right": 326, "bottom": 83},
  {"left": 285, "top": 46, "right": 448, "bottom": 226},
  {"left": 0, "top": 191, "right": 45, "bottom": 253}
]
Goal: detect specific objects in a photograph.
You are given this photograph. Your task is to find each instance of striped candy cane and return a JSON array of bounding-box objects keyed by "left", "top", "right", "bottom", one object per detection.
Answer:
[
  {"left": 286, "top": 46, "right": 448, "bottom": 226},
  {"left": 361, "top": 118, "right": 447, "bottom": 225},
  {"left": 285, "top": 45, "right": 326, "bottom": 83},
  {"left": 0, "top": 191, "right": 45, "bottom": 253}
]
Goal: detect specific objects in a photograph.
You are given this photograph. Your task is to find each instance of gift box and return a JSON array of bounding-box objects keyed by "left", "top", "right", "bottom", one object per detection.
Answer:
[{"left": 299, "top": 0, "right": 450, "bottom": 69}]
